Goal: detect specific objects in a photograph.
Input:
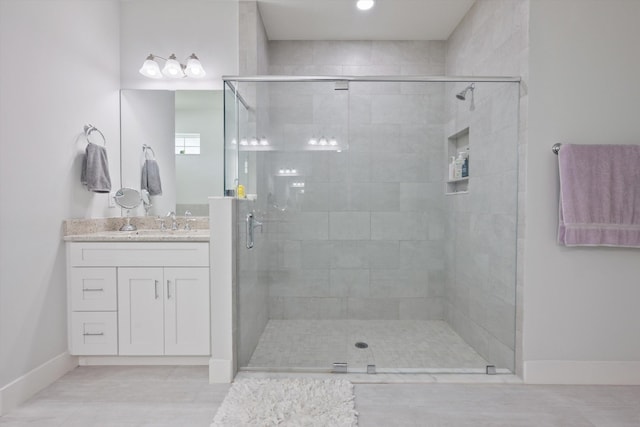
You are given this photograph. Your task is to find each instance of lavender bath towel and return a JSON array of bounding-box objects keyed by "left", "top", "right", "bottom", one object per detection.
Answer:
[{"left": 557, "top": 143, "right": 640, "bottom": 247}]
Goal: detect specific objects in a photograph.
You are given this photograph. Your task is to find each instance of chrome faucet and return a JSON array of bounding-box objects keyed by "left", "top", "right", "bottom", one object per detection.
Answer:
[
  {"left": 184, "top": 210, "right": 194, "bottom": 231},
  {"left": 166, "top": 211, "right": 178, "bottom": 230}
]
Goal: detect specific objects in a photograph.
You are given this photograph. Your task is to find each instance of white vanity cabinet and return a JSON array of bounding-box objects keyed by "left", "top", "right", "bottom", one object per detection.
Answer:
[
  {"left": 66, "top": 241, "right": 210, "bottom": 358},
  {"left": 118, "top": 267, "right": 210, "bottom": 356}
]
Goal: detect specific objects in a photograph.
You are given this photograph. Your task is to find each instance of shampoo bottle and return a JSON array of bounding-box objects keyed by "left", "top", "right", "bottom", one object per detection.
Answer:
[
  {"left": 454, "top": 153, "right": 464, "bottom": 179},
  {"left": 461, "top": 149, "right": 469, "bottom": 178},
  {"left": 448, "top": 156, "right": 456, "bottom": 181}
]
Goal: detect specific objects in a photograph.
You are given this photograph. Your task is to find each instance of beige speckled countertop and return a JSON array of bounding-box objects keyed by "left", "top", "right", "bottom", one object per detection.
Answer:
[{"left": 63, "top": 217, "right": 210, "bottom": 242}]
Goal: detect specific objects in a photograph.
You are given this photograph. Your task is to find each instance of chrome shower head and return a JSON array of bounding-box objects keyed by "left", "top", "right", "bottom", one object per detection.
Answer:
[
  {"left": 456, "top": 83, "right": 475, "bottom": 100},
  {"left": 455, "top": 83, "right": 476, "bottom": 111}
]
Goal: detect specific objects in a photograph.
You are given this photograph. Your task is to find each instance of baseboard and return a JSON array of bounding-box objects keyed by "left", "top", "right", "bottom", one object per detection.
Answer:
[
  {"left": 0, "top": 352, "right": 78, "bottom": 415},
  {"left": 209, "top": 358, "right": 234, "bottom": 383},
  {"left": 524, "top": 360, "right": 640, "bottom": 384},
  {"left": 78, "top": 356, "right": 209, "bottom": 366}
]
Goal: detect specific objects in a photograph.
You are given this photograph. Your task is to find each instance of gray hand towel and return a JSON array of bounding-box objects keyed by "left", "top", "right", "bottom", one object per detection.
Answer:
[
  {"left": 141, "top": 159, "right": 162, "bottom": 196},
  {"left": 81, "top": 143, "right": 111, "bottom": 193}
]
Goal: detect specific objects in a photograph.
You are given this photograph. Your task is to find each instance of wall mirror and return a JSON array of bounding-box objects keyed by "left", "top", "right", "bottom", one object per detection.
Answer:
[{"left": 120, "top": 89, "right": 224, "bottom": 217}]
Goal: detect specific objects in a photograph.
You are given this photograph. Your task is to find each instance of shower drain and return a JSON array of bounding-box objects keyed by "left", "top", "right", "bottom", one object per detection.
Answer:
[{"left": 355, "top": 342, "right": 368, "bottom": 349}]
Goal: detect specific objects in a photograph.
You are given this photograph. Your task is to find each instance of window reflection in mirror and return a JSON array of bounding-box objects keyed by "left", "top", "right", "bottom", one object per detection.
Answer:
[{"left": 120, "top": 90, "right": 224, "bottom": 217}]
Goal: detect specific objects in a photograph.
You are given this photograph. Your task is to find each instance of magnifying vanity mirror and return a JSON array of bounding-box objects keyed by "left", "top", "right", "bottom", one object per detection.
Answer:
[
  {"left": 114, "top": 187, "right": 141, "bottom": 230},
  {"left": 120, "top": 89, "right": 224, "bottom": 217}
]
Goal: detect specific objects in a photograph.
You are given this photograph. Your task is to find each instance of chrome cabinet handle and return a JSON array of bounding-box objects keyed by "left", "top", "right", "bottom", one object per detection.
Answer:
[
  {"left": 83, "top": 332, "right": 104, "bottom": 336},
  {"left": 154, "top": 280, "right": 159, "bottom": 299},
  {"left": 82, "top": 288, "right": 104, "bottom": 292},
  {"left": 167, "top": 280, "right": 171, "bottom": 299}
]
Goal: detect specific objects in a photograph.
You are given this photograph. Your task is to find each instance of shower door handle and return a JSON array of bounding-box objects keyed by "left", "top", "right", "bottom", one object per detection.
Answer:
[{"left": 246, "top": 212, "right": 263, "bottom": 249}]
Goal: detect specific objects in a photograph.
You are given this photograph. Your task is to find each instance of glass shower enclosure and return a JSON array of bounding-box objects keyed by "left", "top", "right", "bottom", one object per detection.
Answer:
[{"left": 224, "top": 76, "right": 520, "bottom": 375}]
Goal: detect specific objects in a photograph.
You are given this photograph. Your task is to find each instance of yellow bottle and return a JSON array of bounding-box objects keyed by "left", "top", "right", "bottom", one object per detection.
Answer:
[{"left": 237, "top": 184, "right": 245, "bottom": 198}]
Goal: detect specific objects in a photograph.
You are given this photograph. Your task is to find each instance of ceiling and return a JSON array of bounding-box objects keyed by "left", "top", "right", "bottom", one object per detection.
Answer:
[{"left": 257, "top": 0, "right": 476, "bottom": 41}]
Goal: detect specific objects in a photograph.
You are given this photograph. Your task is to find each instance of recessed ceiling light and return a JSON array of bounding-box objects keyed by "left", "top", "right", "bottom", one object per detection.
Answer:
[{"left": 356, "top": 0, "right": 374, "bottom": 11}]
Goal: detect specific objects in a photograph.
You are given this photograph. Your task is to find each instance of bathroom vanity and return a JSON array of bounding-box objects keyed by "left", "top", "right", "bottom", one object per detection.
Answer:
[{"left": 64, "top": 221, "right": 211, "bottom": 362}]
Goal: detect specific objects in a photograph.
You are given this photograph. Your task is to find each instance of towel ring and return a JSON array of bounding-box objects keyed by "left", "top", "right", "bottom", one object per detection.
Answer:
[
  {"left": 142, "top": 144, "right": 156, "bottom": 159},
  {"left": 84, "top": 124, "right": 106, "bottom": 146}
]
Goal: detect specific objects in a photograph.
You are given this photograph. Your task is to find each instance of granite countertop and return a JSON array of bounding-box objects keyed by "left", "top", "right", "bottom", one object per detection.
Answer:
[
  {"left": 63, "top": 229, "right": 210, "bottom": 242},
  {"left": 63, "top": 217, "right": 210, "bottom": 242}
]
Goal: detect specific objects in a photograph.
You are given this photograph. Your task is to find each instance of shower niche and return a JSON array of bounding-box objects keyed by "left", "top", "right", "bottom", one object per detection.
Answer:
[{"left": 446, "top": 127, "right": 470, "bottom": 195}]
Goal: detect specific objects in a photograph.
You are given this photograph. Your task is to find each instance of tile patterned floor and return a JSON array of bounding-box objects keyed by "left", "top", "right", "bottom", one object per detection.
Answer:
[
  {"left": 2, "top": 366, "right": 640, "bottom": 426},
  {"left": 246, "top": 319, "right": 491, "bottom": 372}
]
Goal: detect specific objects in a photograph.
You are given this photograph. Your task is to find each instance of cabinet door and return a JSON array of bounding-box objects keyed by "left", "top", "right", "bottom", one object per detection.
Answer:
[
  {"left": 118, "top": 268, "right": 164, "bottom": 355},
  {"left": 164, "top": 267, "right": 210, "bottom": 355}
]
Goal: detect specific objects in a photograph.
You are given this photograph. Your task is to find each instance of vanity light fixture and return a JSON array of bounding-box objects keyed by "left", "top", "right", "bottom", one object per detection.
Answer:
[
  {"left": 356, "top": 0, "right": 375, "bottom": 11},
  {"left": 308, "top": 136, "right": 340, "bottom": 150},
  {"left": 139, "top": 53, "right": 206, "bottom": 79},
  {"left": 238, "top": 137, "right": 269, "bottom": 147},
  {"left": 278, "top": 168, "right": 298, "bottom": 175}
]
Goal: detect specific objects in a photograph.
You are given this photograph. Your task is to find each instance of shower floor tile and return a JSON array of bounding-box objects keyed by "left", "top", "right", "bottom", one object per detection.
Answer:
[{"left": 246, "top": 320, "right": 489, "bottom": 372}]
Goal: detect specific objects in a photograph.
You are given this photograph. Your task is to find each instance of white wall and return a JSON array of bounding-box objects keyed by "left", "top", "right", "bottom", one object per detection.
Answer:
[
  {"left": 120, "top": 0, "right": 239, "bottom": 90},
  {"left": 0, "top": 0, "right": 120, "bottom": 403},
  {"left": 525, "top": 0, "right": 640, "bottom": 384}
]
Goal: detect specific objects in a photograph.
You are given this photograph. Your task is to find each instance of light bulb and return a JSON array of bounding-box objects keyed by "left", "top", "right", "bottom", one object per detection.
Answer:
[
  {"left": 329, "top": 138, "right": 338, "bottom": 146},
  {"left": 291, "top": 169, "right": 297, "bottom": 174},
  {"left": 240, "top": 139, "right": 248, "bottom": 146},
  {"left": 319, "top": 138, "right": 327, "bottom": 146},
  {"left": 285, "top": 169, "right": 291, "bottom": 174},
  {"left": 139, "top": 55, "right": 162, "bottom": 79},
  {"left": 279, "top": 169, "right": 285, "bottom": 174},
  {"left": 260, "top": 137, "right": 269, "bottom": 146},
  {"left": 184, "top": 53, "right": 206, "bottom": 78},
  {"left": 356, "top": 0, "right": 375, "bottom": 11},
  {"left": 162, "top": 54, "right": 184, "bottom": 78},
  {"left": 231, "top": 139, "right": 237, "bottom": 145},
  {"left": 250, "top": 138, "right": 258, "bottom": 146},
  {"left": 309, "top": 138, "right": 318, "bottom": 145}
]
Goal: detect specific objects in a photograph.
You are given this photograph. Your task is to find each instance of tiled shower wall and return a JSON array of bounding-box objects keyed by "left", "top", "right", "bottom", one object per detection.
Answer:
[
  {"left": 444, "top": 0, "right": 529, "bottom": 372},
  {"left": 443, "top": 82, "right": 519, "bottom": 371},
  {"left": 262, "top": 41, "right": 448, "bottom": 321}
]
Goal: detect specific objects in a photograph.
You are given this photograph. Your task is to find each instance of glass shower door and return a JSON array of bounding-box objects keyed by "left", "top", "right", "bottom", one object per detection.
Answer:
[
  {"left": 232, "top": 80, "right": 352, "bottom": 371},
  {"left": 227, "top": 77, "right": 520, "bottom": 375}
]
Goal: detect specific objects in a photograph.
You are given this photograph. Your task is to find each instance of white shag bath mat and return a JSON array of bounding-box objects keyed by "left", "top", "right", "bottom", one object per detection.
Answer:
[{"left": 211, "top": 378, "right": 358, "bottom": 427}]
